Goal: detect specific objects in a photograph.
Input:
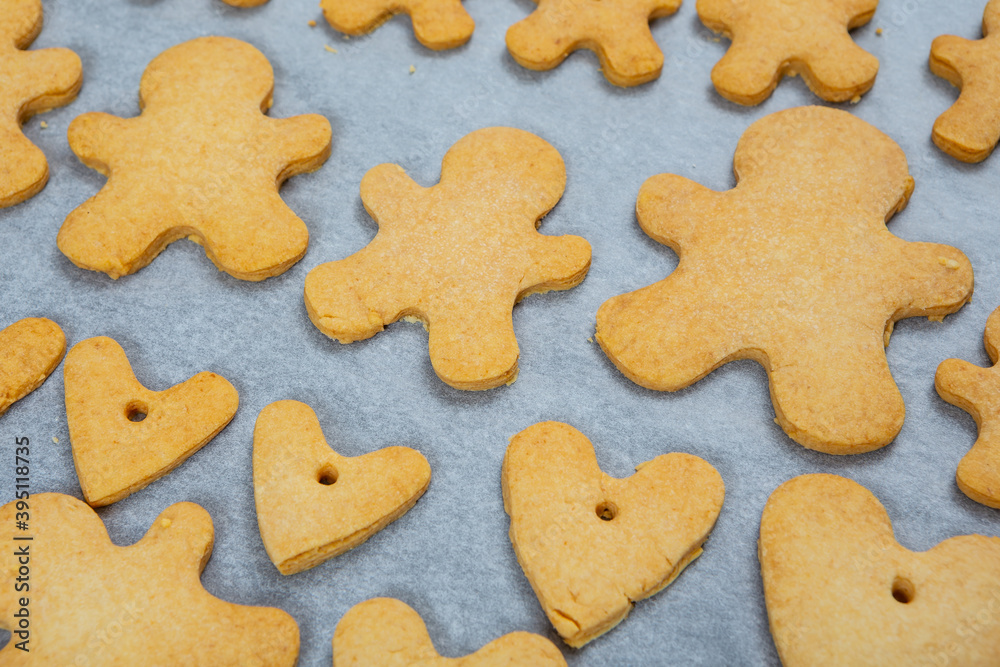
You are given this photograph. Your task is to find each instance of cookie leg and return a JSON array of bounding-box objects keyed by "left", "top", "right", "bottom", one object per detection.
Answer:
[
  {"left": 799, "top": 35, "right": 878, "bottom": 102},
  {"left": 427, "top": 303, "right": 519, "bottom": 390},
  {"left": 0, "top": 121, "right": 48, "bottom": 208},
  {"left": 304, "top": 252, "right": 412, "bottom": 344},
  {"left": 200, "top": 195, "right": 310, "bottom": 281},
  {"left": 768, "top": 337, "right": 903, "bottom": 454},
  {"left": 58, "top": 185, "right": 182, "bottom": 279},
  {"left": 409, "top": 0, "right": 474, "bottom": 50},
  {"left": 710, "top": 40, "right": 786, "bottom": 105},
  {"left": 320, "top": 0, "right": 398, "bottom": 36},
  {"left": 593, "top": 26, "right": 665, "bottom": 87}
]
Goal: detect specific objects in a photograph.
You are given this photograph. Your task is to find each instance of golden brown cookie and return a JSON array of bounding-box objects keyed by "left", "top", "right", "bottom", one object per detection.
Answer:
[
  {"left": 304, "top": 127, "right": 591, "bottom": 391},
  {"left": 0, "top": 492, "right": 299, "bottom": 665},
  {"left": 254, "top": 400, "right": 431, "bottom": 574},
  {"left": 929, "top": 0, "right": 1000, "bottom": 163},
  {"left": 321, "top": 0, "right": 474, "bottom": 50},
  {"left": 505, "top": 0, "right": 682, "bottom": 87},
  {"left": 760, "top": 474, "right": 1000, "bottom": 666},
  {"left": 332, "top": 597, "right": 567, "bottom": 666},
  {"left": 697, "top": 0, "right": 879, "bottom": 105},
  {"left": 596, "top": 106, "right": 973, "bottom": 455},
  {"left": 0, "top": 317, "right": 65, "bottom": 416},
  {"left": 502, "top": 421, "right": 724, "bottom": 647},
  {"left": 936, "top": 306, "right": 1000, "bottom": 509},
  {"left": 58, "top": 36, "right": 331, "bottom": 281},
  {"left": 0, "top": 0, "right": 83, "bottom": 208},
  {"left": 64, "top": 336, "right": 239, "bottom": 507}
]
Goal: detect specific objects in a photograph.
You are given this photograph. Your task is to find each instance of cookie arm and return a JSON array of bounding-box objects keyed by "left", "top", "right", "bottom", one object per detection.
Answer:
[
  {"left": 891, "top": 242, "right": 973, "bottom": 321},
  {"left": 636, "top": 173, "right": 720, "bottom": 251},
  {"left": 135, "top": 502, "right": 215, "bottom": 575},
  {"left": 67, "top": 112, "right": 130, "bottom": 175},
  {"left": 262, "top": 114, "right": 332, "bottom": 183},
  {"left": 936, "top": 358, "right": 989, "bottom": 425},
  {"left": 14, "top": 47, "right": 83, "bottom": 118},
  {"left": 359, "top": 163, "right": 427, "bottom": 233}
]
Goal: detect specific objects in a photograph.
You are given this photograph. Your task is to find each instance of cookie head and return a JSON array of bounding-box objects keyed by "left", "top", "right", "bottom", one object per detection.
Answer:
[
  {"left": 0, "top": 0, "right": 42, "bottom": 48},
  {"left": 139, "top": 36, "right": 274, "bottom": 110},
  {"left": 734, "top": 107, "right": 913, "bottom": 215},
  {"left": 435, "top": 126, "right": 566, "bottom": 216}
]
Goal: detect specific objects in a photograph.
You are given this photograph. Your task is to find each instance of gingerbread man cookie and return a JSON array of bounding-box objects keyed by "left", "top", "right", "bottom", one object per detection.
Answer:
[
  {"left": 697, "top": 0, "right": 879, "bottom": 105},
  {"left": 0, "top": 317, "right": 65, "bottom": 416},
  {"left": 332, "top": 598, "right": 567, "bottom": 666},
  {"left": 0, "top": 493, "right": 299, "bottom": 665},
  {"left": 58, "top": 36, "right": 331, "bottom": 281},
  {"left": 930, "top": 0, "right": 1000, "bottom": 163},
  {"left": 0, "top": 0, "right": 82, "bottom": 208},
  {"left": 503, "top": 421, "right": 724, "bottom": 647},
  {"left": 64, "top": 336, "right": 239, "bottom": 507},
  {"left": 760, "top": 474, "right": 1000, "bottom": 666},
  {"left": 596, "top": 106, "right": 973, "bottom": 455},
  {"left": 304, "top": 127, "right": 591, "bottom": 391},
  {"left": 506, "top": 0, "right": 682, "bottom": 87},
  {"left": 936, "top": 306, "right": 1000, "bottom": 509},
  {"left": 254, "top": 400, "right": 431, "bottom": 574},
  {"left": 321, "top": 0, "right": 474, "bottom": 50}
]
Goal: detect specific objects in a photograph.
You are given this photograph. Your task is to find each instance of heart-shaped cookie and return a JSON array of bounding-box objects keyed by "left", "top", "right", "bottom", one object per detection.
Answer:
[
  {"left": 64, "top": 336, "right": 239, "bottom": 507},
  {"left": 253, "top": 400, "right": 431, "bottom": 574},
  {"left": 332, "top": 597, "right": 567, "bottom": 666},
  {"left": 502, "top": 421, "right": 725, "bottom": 647},
  {"left": 760, "top": 474, "right": 1000, "bottom": 666},
  {"left": 0, "top": 317, "right": 65, "bottom": 416}
]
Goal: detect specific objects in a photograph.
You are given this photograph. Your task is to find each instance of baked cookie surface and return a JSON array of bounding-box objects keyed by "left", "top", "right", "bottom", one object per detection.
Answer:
[
  {"left": 503, "top": 421, "right": 724, "bottom": 647},
  {"left": 596, "top": 106, "right": 973, "bottom": 454},
  {"left": 305, "top": 126, "right": 591, "bottom": 391},
  {"left": 0, "top": 317, "right": 65, "bottom": 416},
  {"left": 697, "top": 0, "right": 879, "bottom": 104},
  {"left": 760, "top": 474, "right": 1000, "bottom": 666},
  {"left": 58, "top": 36, "right": 331, "bottom": 281},
  {"left": 64, "top": 336, "right": 239, "bottom": 507},
  {"left": 936, "top": 305, "right": 1000, "bottom": 508},
  {"left": 321, "top": 0, "right": 474, "bottom": 50},
  {"left": 930, "top": 0, "right": 1000, "bottom": 162},
  {"left": 0, "top": 493, "right": 300, "bottom": 666},
  {"left": 332, "top": 597, "right": 567, "bottom": 666},
  {"left": 0, "top": 0, "right": 82, "bottom": 208},
  {"left": 506, "top": 0, "right": 683, "bottom": 87},
  {"left": 253, "top": 400, "right": 431, "bottom": 574}
]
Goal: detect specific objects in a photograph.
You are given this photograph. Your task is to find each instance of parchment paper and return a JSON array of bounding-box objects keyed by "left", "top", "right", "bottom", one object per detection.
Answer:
[{"left": 2, "top": 0, "right": 999, "bottom": 664}]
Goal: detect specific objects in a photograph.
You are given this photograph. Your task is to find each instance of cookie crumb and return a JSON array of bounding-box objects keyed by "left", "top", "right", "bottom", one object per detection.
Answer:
[
  {"left": 160, "top": 518, "right": 172, "bottom": 528},
  {"left": 52, "top": 436, "right": 58, "bottom": 444},
  {"left": 850, "top": 95, "right": 861, "bottom": 104},
  {"left": 928, "top": 315, "right": 946, "bottom": 323},
  {"left": 409, "top": 65, "right": 415, "bottom": 74},
  {"left": 939, "top": 257, "right": 961, "bottom": 270},
  {"left": 308, "top": 19, "right": 317, "bottom": 27},
  {"left": 324, "top": 45, "right": 338, "bottom": 54},
  {"left": 587, "top": 336, "right": 594, "bottom": 343},
  {"left": 876, "top": 27, "right": 883, "bottom": 36},
  {"left": 40, "top": 120, "right": 48, "bottom": 129}
]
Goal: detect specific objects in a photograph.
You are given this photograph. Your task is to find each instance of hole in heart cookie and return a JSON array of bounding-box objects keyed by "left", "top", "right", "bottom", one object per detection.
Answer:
[
  {"left": 891, "top": 576, "right": 915, "bottom": 604},
  {"left": 596, "top": 501, "right": 618, "bottom": 521},
  {"left": 317, "top": 466, "right": 339, "bottom": 486},
  {"left": 125, "top": 401, "right": 148, "bottom": 422}
]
